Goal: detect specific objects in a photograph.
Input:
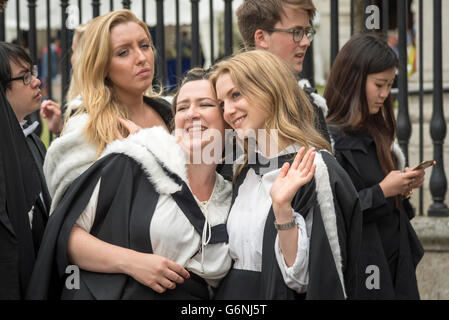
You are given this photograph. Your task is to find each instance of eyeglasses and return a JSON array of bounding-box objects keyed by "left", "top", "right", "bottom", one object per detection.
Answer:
[
  {"left": 8, "top": 65, "right": 38, "bottom": 86},
  {"left": 268, "top": 27, "right": 316, "bottom": 43}
]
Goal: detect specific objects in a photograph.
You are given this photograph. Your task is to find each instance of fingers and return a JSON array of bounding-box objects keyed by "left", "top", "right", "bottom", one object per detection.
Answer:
[
  {"left": 117, "top": 117, "right": 133, "bottom": 137},
  {"left": 150, "top": 283, "right": 167, "bottom": 294},
  {"left": 40, "top": 100, "right": 62, "bottom": 118},
  {"left": 41, "top": 100, "right": 61, "bottom": 111},
  {"left": 117, "top": 117, "right": 141, "bottom": 135},
  {"left": 403, "top": 170, "right": 421, "bottom": 179},
  {"left": 164, "top": 269, "right": 186, "bottom": 285},
  {"left": 307, "top": 164, "right": 317, "bottom": 181},
  {"left": 158, "top": 277, "right": 177, "bottom": 291},
  {"left": 165, "top": 259, "right": 190, "bottom": 279},
  {"left": 117, "top": 117, "right": 130, "bottom": 132},
  {"left": 402, "top": 169, "right": 425, "bottom": 190},
  {"left": 156, "top": 261, "right": 190, "bottom": 292},
  {"left": 291, "top": 147, "right": 306, "bottom": 170},
  {"left": 148, "top": 259, "right": 190, "bottom": 293},
  {"left": 277, "top": 162, "right": 290, "bottom": 179},
  {"left": 304, "top": 149, "right": 316, "bottom": 173},
  {"left": 290, "top": 147, "right": 315, "bottom": 177}
]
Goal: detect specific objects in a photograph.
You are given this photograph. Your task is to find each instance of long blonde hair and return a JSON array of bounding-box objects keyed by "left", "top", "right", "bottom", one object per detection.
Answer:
[
  {"left": 210, "top": 50, "right": 330, "bottom": 179},
  {"left": 72, "top": 9, "right": 158, "bottom": 155},
  {"left": 65, "top": 23, "right": 89, "bottom": 106}
]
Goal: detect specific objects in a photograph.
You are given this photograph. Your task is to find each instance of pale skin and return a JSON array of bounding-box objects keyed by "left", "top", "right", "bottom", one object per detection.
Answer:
[
  {"left": 40, "top": 99, "right": 63, "bottom": 135},
  {"left": 173, "top": 80, "right": 225, "bottom": 201},
  {"left": 67, "top": 21, "right": 185, "bottom": 294},
  {"left": 6, "top": 60, "right": 42, "bottom": 122},
  {"left": 270, "top": 147, "right": 316, "bottom": 267},
  {"left": 68, "top": 227, "right": 190, "bottom": 293},
  {"left": 107, "top": 21, "right": 167, "bottom": 130},
  {"left": 364, "top": 68, "right": 426, "bottom": 198},
  {"left": 69, "top": 79, "right": 224, "bottom": 293},
  {"left": 254, "top": 6, "right": 312, "bottom": 75},
  {"left": 215, "top": 73, "right": 316, "bottom": 267},
  {"left": 379, "top": 169, "right": 424, "bottom": 199},
  {"left": 118, "top": 79, "right": 223, "bottom": 201}
]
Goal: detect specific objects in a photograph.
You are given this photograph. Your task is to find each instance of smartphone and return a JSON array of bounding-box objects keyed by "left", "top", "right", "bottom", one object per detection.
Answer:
[{"left": 412, "top": 160, "right": 435, "bottom": 171}]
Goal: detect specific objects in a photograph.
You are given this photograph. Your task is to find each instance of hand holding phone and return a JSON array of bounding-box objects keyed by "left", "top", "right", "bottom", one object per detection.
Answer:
[{"left": 412, "top": 160, "right": 436, "bottom": 171}]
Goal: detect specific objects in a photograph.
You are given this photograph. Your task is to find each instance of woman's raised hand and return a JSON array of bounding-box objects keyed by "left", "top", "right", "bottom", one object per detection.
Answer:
[
  {"left": 41, "top": 99, "right": 63, "bottom": 135},
  {"left": 270, "top": 147, "right": 316, "bottom": 219}
]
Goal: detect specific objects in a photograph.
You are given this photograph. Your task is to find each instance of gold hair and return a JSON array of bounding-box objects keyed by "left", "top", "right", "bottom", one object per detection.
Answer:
[
  {"left": 65, "top": 22, "right": 89, "bottom": 115},
  {"left": 210, "top": 50, "right": 330, "bottom": 180},
  {"left": 70, "top": 10, "right": 158, "bottom": 156}
]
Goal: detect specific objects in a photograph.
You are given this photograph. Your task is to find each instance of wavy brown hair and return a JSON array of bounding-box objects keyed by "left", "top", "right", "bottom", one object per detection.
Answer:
[{"left": 325, "top": 33, "right": 399, "bottom": 175}]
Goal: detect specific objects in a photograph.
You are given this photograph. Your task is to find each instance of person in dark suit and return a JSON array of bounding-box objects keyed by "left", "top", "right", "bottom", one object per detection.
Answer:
[{"left": 0, "top": 41, "right": 48, "bottom": 299}]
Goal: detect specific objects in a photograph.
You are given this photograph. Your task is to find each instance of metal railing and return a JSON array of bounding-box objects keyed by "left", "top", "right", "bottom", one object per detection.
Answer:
[{"left": 0, "top": 0, "right": 447, "bottom": 216}]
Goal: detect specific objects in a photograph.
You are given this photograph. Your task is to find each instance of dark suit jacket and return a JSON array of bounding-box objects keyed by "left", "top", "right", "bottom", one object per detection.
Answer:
[{"left": 0, "top": 86, "right": 42, "bottom": 299}]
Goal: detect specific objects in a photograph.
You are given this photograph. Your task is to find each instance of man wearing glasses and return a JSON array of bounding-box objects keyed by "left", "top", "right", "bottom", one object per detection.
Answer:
[
  {"left": 236, "top": 0, "right": 331, "bottom": 144},
  {"left": 0, "top": 42, "right": 50, "bottom": 298}
]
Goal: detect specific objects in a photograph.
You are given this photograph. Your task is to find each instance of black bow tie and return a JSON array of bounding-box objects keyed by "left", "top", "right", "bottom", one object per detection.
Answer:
[{"left": 247, "top": 153, "right": 296, "bottom": 176}]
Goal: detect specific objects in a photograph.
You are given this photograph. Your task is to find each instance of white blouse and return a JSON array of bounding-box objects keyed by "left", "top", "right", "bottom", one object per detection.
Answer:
[
  {"left": 227, "top": 144, "right": 313, "bottom": 293},
  {"left": 76, "top": 172, "right": 232, "bottom": 288}
]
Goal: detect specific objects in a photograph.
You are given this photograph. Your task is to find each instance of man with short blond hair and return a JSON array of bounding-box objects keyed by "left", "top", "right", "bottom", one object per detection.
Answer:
[{"left": 236, "top": 0, "right": 331, "bottom": 143}]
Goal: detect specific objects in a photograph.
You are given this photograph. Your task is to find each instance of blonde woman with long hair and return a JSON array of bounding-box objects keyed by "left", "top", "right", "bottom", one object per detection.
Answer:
[
  {"left": 210, "top": 50, "right": 362, "bottom": 299},
  {"left": 43, "top": 10, "right": 172, "bottom": 214}
]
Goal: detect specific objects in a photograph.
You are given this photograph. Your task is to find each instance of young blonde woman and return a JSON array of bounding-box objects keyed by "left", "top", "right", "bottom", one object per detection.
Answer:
[
  {"left": 210, "top": 50, "right": 362, "bottom": 300},
  {"left": 27, "top": 68, "right": 234, "bottom": 300},
  {"left": 42, "top": 10, "right": 172, "bottom": 214}
]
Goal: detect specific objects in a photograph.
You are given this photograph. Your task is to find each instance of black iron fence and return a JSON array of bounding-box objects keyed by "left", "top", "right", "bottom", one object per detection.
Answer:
[{"left": 0, "top": 0, "right": 447, "bottom": 217}]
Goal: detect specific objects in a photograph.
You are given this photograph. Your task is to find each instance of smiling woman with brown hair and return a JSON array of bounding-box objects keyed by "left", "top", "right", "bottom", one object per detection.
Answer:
[{"left": 27, "top": 67, "right": 233, "bottom": 300}]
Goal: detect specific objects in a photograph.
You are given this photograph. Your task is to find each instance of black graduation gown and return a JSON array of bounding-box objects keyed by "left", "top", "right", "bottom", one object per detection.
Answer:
[
  {"left": 302, "top": 85, "right": 332, "bottom": 145},
  {"left": 25, "top": 132, "right": 51, "bottom": 250},
  {"left": 0, "top": 85, "right": 43, "bottom": 299},
  {"left": 26, "top": 150, "right": 228, "bottom": 300},
  {"left": 329, "top": 126, "right": 424, "bottom": 299},
  {"left": 215, "top": 151, "right": 362, "bottom": 300}
]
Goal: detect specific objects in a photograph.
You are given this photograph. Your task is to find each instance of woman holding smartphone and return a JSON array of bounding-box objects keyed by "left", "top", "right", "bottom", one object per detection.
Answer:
[{"left": 325, "top": 33, "right": 425, "bottom": 299}]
